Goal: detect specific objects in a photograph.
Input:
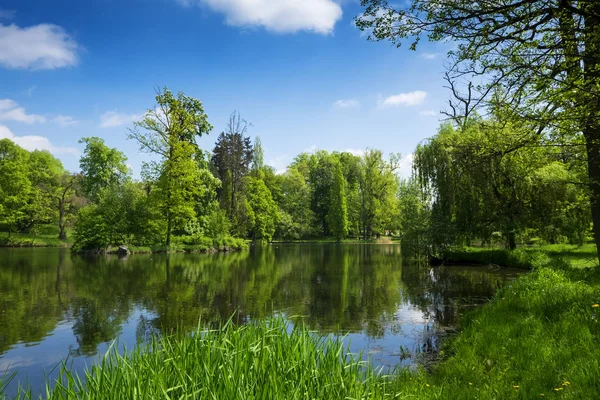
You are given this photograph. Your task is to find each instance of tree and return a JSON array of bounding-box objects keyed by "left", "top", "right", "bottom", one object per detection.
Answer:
[
  {"left": 0, "top": 139, "right": 31, "bottom": 236},
  {"left": 414, "top": 117, "right": 591, "bottom": 251},
  {"left": 356, "top": 0, "right": 600, "bottom": 261},
  {"left": 79, "top": 137, "right": 129, "bottom": 203},
  {"left": 327, "top": 161, "right": 349, "bottom": 242},
  {"left": 358, "top": 149, "right": 400, "bottom": 239},
  {"left": 252, "top": 136, "right": 264, "bottom": 175},
  {"left": 27, "top": 150, "right": 65, "bottom": 234},
  {"left": 211, "top": 111, "right": 253, "bottom": 220},
  {"left": 129, "top": 87, "right": 213, "bottom": 246},
  {"left": 308, "top": 151, "right": 336, "bottom": 235},
  {"left": 246, "top": 177, "right": 278, "bottom": 243},
  {"left": 275, "top": 167, "right": 316, "bottom": 239},
  {"left": 55, "top": 173, "right": 83, "bottom": 240}
]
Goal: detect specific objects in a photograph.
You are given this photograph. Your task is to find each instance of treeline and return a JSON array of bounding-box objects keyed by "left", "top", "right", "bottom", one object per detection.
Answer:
[
  {"left": 0, "top": 88, "right": 401, "bottom": 251},
  {"left": 399, "top": 111, "right": 591, "bottom": 255}
]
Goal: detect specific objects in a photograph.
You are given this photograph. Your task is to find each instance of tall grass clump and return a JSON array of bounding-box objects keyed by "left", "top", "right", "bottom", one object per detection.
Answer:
[{"left": 24, "top": 318, "right": 396, "bottom": 400}]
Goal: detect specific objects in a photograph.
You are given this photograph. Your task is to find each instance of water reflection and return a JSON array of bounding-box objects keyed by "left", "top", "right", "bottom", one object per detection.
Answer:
[{"left": 0, "top": 245, "right": 520, "bottom": 395}]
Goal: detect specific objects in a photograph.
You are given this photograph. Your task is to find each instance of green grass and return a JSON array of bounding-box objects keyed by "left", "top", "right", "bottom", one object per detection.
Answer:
[
  {"left": 443, "top": 243, "right": 599, "bottom": 270},
  {"left": 7, "top": 319, "right": 396, "bottom": 399},
  {"left": 0, "top": 232, "right": 73, "bottom": 248}
]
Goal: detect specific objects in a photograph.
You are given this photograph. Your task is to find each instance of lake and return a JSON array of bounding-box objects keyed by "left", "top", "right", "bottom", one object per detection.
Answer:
[{"left": 0, "top": 244, "right": 520, "bottom": 396}]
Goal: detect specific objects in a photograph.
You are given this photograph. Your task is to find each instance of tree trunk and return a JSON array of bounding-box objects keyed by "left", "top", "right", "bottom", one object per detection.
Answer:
[
  {"left": 507, "top": 231, "right": 516, "bottom": 251},
  {"left": 58, "top": 201, "right": 66, "bottom": 240},
  {"left": 584, "top": 126, "right": 600, "bottom": 265},
  {"left": 582, "top": 1, "right": 600, "bottom": 265},
  {"left": 166, "top": 211, "right": 172, "bottom": 247}
]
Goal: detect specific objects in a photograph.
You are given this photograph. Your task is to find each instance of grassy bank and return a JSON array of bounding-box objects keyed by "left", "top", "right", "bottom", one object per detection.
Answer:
[
  {"left": 442, "top": 243, "right": 598, "bottom": 270},
  {"left": 76, "top": 237, "right": 250, "bottom": 255},
  {"left": 0, "top": 232, "right": 72, "bottom": 248}
]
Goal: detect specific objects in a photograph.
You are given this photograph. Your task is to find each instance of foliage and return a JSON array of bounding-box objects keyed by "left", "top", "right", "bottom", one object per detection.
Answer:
[
  {"left": 326, "top": 161, "right": 348, "bottom": 241},
  {"left": 356, "top": 0, "right": 600, "bottom": 262},
  {"left": 245, "top": 177, "right": 278, "bottom": 243},
  {"left": 409, "top": 117, "right": 590, "bottom": 253},
  {"left": 211, "top": 111, "right": 253, "bottom": 224},
  {"left": 129, "top": 87, "right": 213, "bottom": 246},
  {"left": 0, "top": 139, "right": 32, "bottom": 236},
  {"left": 78, "top": 137, "right": 129, "bottom": 203}
]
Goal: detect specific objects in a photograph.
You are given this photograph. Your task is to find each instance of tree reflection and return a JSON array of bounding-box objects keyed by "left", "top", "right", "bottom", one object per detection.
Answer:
[{"left": 0, "top": 245, "right": 519, "bottom": 360}]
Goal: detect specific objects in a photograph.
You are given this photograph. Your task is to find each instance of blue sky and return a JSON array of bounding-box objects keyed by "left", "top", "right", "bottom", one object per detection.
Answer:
[{"left": 0, "top": 0, "right": 451, "bottom": 177}]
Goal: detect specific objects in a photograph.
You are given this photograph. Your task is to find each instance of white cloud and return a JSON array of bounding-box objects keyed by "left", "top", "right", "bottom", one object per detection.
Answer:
[
  {"left": 100, "top": 111, "right": 142, "bottom": 128},
  {"left": 420, "top": 52, "right": 438, "bottom": 60},
  {"left": 53, "top": 115, "right": 78, "bottom": 127},
  {"left": 267, "top": 154, "right": 289, "bottom": 174},
  {"left": 343, "top": 148, "right": 365, "bottom": 156},
  {"left": 397, "top": 153, "right": 414, "bottom": 179},
  {"left": 0, "top": 23, "right": 79, "bottom": 70},
  {"left": 333, "top": 99, "right": 360, "bottom": 109},
  {"left": 25, "top": 85, "right": 37, "bottom": 97},
  {"left": 379, "top": 91, "right": 427, "bottom": 108},
  {"left": 0, "top": 99, "right": 46, "bottom": 124},
  {"left": 0, "top": 124, "right": 78, "bottom": 156},
  {"left": 419, "top": 109, "right": 438, "bottom": 117},
  {"left": 178, "top": 0, "right": 342, "bottom": 34}
]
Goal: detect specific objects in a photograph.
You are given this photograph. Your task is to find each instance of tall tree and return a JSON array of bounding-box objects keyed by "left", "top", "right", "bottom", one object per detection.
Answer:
[
  {"left": 327, "top": 161, "right": 349, "bottom": 242},
  {"left": 356, "top": 0, "right": 600, "bottom": 261},
  {"left": 211, "top": 111, "right": 253, "bottom": 219},
  {"left": 245, "top": 177, "right": 278, "bottom": 243},
  {"left": 129, "top": 87, "right": 213, "bottom": 246},
  {"left": 79, "top": 137, "right": 129, "bottom": 203},
  {"left": 0, "top": 139, "right": 31, "bottom": 236},
  {"left": 27, "top": 150, "right": 65, "bottom": 233},
  {"left": 358, "top": 149, "right": 400, "bottom": 239},
  {"left": 55, "top": 173, "right": 82, "bottom": 240},
  {"left": 252, "top": 136, "right": 264, "bottom": 175}
]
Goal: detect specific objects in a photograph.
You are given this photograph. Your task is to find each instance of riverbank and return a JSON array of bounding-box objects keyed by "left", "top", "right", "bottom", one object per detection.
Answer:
[
  {"left": 75, "top": 237, "right": 250, "bottom": 255},
  {"left": 438, "top": 243, "right": 598, "bottom": 270},
  {"left": 0, "top": 233, "right": 72, "bottom": 248}
]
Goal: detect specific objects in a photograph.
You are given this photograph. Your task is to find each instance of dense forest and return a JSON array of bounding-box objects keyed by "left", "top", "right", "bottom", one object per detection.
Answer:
[{"left": 0, "top": 86, "right": 592, "bottom": 255}]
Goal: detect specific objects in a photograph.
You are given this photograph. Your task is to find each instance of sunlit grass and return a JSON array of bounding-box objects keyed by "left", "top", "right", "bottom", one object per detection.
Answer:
[{"left": 10, "top": 319, "right": 396, "bottom": 399}]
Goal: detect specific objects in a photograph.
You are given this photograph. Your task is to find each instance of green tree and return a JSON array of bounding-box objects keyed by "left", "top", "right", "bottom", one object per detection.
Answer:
[
  {"left": 26, "top": 150, "right": 65, "bottom": 234},
  {"left": 275, "top": 167, "right": 316, "bottom": 239},
  {"left": 211, "top": 111, "right": 253, "bottom": 221},
  {"left": 356, "top": 0, "right": 600, "bottom": 260},
  {"left": 358, "top": 149, "right": 400, "bottom": 239},
  {"left": 79, "top": 137, "right": 129, "bottom": 203},
  {"left": 0, "top": 139, "right": 31, "bottom": 236},
  {"left": 246, "top": 177, "right": 278, "bottom": 243},
  {"left": 55, "top": 173, "right": 83, "bottom": 240},
  {"left": 129, "top": 87, "right": 213, "bottom": 246},
  {"left": 327, "top": 161, "right": 349, "bottom": 242}
]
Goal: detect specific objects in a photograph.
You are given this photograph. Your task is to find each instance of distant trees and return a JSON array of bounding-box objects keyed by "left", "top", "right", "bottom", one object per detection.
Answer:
[{"left": 6, "top": 86, "right": 588, "bottom": 253}]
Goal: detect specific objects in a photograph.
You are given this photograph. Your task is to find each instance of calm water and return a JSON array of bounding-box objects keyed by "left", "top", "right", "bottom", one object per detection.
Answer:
[{"left": 0, "top": 244, "right": 520, "bottom": 396}]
